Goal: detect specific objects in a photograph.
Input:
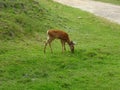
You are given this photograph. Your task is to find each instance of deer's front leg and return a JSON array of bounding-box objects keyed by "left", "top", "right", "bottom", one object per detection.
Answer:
[
  {"left": 63, "top": 42, "right": 66, "bottom": 51},
  {"left": 61, "top": 40, "right": 66, "bottom": 53}
]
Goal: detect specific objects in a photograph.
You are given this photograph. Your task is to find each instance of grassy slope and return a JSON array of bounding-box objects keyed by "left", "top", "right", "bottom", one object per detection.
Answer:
[
  {"left": 94, "top": 0, "right": 120, "bottom": 5},
  {"left": 0, "top": 0, "right": 120, "bottom": 90}
]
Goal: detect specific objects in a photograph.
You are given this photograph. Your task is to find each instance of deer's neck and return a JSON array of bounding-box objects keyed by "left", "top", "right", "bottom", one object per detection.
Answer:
[{"left": 66, "top": 38, "right": 71, "bottom": 45}]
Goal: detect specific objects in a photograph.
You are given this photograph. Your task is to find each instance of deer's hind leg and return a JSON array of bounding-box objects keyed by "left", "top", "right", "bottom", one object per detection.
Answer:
[{"left": 44, "top": 37, "right": 54, "bottom": 53}]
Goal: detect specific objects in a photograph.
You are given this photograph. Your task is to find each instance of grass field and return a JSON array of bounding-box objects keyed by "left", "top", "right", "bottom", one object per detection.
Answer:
[
  {"left": 0, "top": 0, "right": 120, "bottom": 90},
  {"left": 94, "top": 0, "right": 120, "bottom": 5}
]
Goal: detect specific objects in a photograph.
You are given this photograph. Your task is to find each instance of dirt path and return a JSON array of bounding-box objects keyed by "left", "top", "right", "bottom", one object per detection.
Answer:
[{"left": 53, "top": 0, "right": 120, "bottom": 24}]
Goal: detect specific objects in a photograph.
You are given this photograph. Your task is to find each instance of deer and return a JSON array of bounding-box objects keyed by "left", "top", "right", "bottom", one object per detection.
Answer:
[{"left": 44, "top": 29, "right": 75, "bottom": 53}]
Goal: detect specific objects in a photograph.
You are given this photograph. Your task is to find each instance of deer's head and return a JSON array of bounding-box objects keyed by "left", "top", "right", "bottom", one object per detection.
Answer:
[{"left": 69, "top": 41, "right": 75, "bottom": 53}]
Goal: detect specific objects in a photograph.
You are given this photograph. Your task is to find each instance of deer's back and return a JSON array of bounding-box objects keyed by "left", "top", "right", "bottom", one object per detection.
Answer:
[{"left": 47, "top": 30, "right": 69, "bottom": 40}]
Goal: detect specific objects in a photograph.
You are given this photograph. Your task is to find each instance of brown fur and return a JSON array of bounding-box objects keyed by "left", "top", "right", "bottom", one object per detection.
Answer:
[{"left": 44, "top": 30, "right": 75, "bottom": 53}]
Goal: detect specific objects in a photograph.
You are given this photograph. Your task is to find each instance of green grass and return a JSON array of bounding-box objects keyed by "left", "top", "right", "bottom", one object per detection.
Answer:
[
  {"left": 0, "top": 0, "right": 120, "bottom": 90},
  {"left": 94, "top": 0, "right": 120, "bottom": 5}
]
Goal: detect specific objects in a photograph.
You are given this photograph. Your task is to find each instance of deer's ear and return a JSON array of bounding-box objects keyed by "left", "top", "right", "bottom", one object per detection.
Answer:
[{"left": 73, "top": 41, "right": 76, "bottom": 45}]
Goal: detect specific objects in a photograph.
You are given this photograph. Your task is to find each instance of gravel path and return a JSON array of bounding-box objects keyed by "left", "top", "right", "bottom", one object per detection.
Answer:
[{"left": 54, "top": 0, "right": 120, "bottom": 24}]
